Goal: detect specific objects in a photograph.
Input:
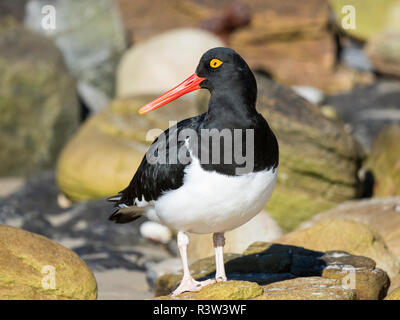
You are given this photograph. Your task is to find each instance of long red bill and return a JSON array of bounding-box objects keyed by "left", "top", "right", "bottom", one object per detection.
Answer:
[{"left": 138, "top": 73, "right": 206, "bottom": 115}]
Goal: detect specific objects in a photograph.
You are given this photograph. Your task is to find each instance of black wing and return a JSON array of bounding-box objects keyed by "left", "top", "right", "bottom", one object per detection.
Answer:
[{"left": 108, "top": 115, "right": 203, "bottom": 223}]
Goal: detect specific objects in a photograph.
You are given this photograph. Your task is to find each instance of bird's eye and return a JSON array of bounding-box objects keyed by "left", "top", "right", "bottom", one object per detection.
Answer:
[{"left": 210, "top": 58, "right": 223, "bottom": 69}]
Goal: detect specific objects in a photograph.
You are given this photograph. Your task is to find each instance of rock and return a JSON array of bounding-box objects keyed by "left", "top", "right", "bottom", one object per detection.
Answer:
[
  {"left": 0, "top": 171, "right": 174, "bottom": 273},
  {"left": 367, "top": 31, "right": 400, "bottom": 78},
  {"left": 254, "top": 75, "right": 364, "bottom": 231},
  {"left": 229, "top": 0, "right": 373, "bottom": 93},
  {"left": 386, "top": 287, "right": 400, "bottom": 300},
  {"left": 0, "top": 225, "right": 97, "bottom": 300},
  {"left": 256, "top": 277, "right": 356, "bottom": 300},
  {"left": 298, "top": 198, "right": 400, "bottom": 278},
  {"left": 0, "top": 21, "right": 79, "bottom": 176},
  {"left": 0, "top": 0, "right": 27, "bottom": 22},
  {"left": 326, "top": 79, "right": 400, "bottom": 152},
  {"left": 25, "top": 0, "right": 126, "bottom": 97},
  {"left": 115, "top": 0, "right": 232, "bottom": 44},
  {"left": 280, "top": 218, "right": 400, "bottom": 279},
  {"left": 365, "top": 126, "right": 400, "bottom": 196},
  {"left": 188, "top": 210, "right": 282, "bottom": 260},
  {"left": 0, "top": 177, "right": 25, "bottom": 198},
  {"left": 116, "top": 28, "right": 223, "bottom": 98},
  {"left": 329, "top": 0, "right": 400, "bottom": 41},
  {"left": 56, "top": 96, "right": 199, "bottom": 201},
  {"left": 155, "top": 242, "right": 388, "bottom": 299},
  {"left": 146, "top": 258, "right": 185, "bottom": 289},
  {"left": 291, "top": 86, "right": 325, "bottom": 105}
]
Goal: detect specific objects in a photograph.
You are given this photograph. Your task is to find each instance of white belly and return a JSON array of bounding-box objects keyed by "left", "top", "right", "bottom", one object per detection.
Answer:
[{"left": 148, "top": 158, "right": 277, "bottom": 234}]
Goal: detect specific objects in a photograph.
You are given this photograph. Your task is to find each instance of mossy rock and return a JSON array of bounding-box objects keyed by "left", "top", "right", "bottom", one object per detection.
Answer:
[
  {"left": 385, "top": 287, "right": 400, "bottom": 300},
  {"left": 278, "top": 218, "right": 400, "bottom": 279},
  {"left": 329, "top": 0, "right": 400, "bottom": 41},
  {"left": 0, "top": 20, "right": 79, "bottom": 176},
  {"left": 364, "top": 125, "right": 400, "bottom": 197},
  {"left": 0, "top": 225, "right": 97, "bottom": 300}
]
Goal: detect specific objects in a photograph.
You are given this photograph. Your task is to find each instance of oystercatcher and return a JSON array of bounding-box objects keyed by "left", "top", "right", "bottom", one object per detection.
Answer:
[{"left": 108, "top": 47, "right": 279, "bottom": 296}]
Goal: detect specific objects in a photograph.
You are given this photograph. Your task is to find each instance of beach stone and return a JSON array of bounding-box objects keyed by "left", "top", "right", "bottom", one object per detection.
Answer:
[
  {"left": 0, "top": 20, "right": 79, "bottom": 176},
  {"left": 298, "top": 198, "right": 400, "bottom": 278},
  {"left": 188, "top": 210, "right": 282, "bottom": 260},
  {"left": 155, "top": 241, "right": 389, "bottom": 299},
  {"left": 116, "top": 28, "right": 223, "bottom": 98},
  {"left": 255, "top": 75, "right": 364, "bottom": 231},
  {"left": 329, "top": 0, "right": 400, "bottom": 41},
  {"left": 365, "top": 126, "right": 400, "bottom": 197},
  {"left": 0, "top": 225, "right": 97, "bottom": 300},
  {"left": 279, "top": 218, "right": 400, "bottom": 279},
  {"left": 367, "top": 31, "right": 400, "bottom": 78}
]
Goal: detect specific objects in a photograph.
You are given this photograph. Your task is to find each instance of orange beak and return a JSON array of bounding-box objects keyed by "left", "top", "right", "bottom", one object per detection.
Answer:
[{"left": 138, "top": 73, "right": 206, "bottom": 115}]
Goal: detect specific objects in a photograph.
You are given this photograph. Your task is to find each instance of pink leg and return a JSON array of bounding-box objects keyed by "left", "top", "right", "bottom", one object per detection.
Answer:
[
  {"left": 213, "top": 232, "right": 227, "bottom": 282},
  {"left": 171, "top": 231, "right": 215, "bottom": 296}
]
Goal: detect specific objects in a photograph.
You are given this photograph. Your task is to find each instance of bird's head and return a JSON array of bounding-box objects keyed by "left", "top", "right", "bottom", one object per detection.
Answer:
[{"left": 138, "top": 47, "right": 257, "bottom": 115}]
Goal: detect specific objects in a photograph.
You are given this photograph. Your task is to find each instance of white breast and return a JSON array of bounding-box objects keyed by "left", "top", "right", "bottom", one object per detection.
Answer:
[{"left": 149, "top": 157, "right": 277, "bottom": 234}]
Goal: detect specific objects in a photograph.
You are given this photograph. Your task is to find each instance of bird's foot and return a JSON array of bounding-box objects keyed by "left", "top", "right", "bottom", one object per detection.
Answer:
[
  {"left": 171, "top": 277, "right": 215, "bottom": 296},
  {"left": 215, "top": 275, "right": 227, "bottom": 283}
]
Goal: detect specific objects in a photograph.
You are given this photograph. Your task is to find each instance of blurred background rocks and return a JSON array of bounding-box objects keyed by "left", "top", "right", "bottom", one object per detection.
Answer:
[{"left": 0, "top": 0, "right": 400, "bottom": 300}]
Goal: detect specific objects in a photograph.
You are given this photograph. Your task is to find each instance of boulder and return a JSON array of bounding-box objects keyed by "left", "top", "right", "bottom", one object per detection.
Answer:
[
  {"left": 280, "top": 218, "right": 400, "bottom": 279},
  {"left": 25, "top": 0, "right": 126, "bottom": 97},
  {"left": 298, "top": 198, "right": 400, "bottom": 277},
  {"left": 365, "top": 126, "right": 400, "bottom": 197},
  {"left": 116, "top": 28, "right": 223, "bottom": 98},
  {"left": 367, "top": 31, "right": 400, "bottom": 78},
  {"left": 229, "top": 0, "right": 373, "bottom": 93},
  {"left": 329, "top": 0, "right": 400, "bottom": 41},
  {"left": 56, "top": 96, "right": 199, "bottom": 201},
  {"left": 0, "top": 225, "right": 97, "bottom": 300},
  {"left": 254, "top": 75, "right": 364, "bottom": 231},
  {"left": 188, "top": 210, "right": 282, "bottom": 260},
  {"left": 0, "top": 21, "right": 79, "bottom": 176},
  {"left": 155, "top": 242, "right": 389, "bottom": 299}
]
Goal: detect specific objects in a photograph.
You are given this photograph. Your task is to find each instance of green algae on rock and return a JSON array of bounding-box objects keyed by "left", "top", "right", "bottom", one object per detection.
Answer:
[
  {"left": 0, "top": 225, "right": 97, "bottom": 300},
  {"left": 0, "top": 20, "right": 79, "bottom": 176}
]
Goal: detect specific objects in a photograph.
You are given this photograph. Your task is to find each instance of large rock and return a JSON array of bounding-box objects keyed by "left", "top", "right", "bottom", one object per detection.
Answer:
[
  {"left": 367, "top": 31, "right": 400, "bottom": 78},
  {"left": 188, "top": 210, "right": 282, "bottom": 260},
  {"left": 0, "top": 21, "right": 79, "bottom": 176},
  {"left": 0, "top": 225, "right": 97, "bottom": 300},
  {"left": 329, "top": 0, "right": 400, "bottom": 41},
  {"left": 155, "top": 242, "right": 389, "bottom": 300},
  {"left": 365, "top": 126, "right": 400, "bottom": 197},
  {"left": 25, "top": 0, "right": 126, "bottom": 97},
  {"left": 254, "top": 75, "right": 364, "bottom": 231},
  {"left": 116, "top": 28, "right": 223, "bottom": 98},
  {"left": 280, "top": 218, "right": 400, "bottom": 279},
  {"left": 56, "top": 96, "right": 199, "bottom": 201},
  {"left": 386, "top": 287, "right": 400, "bottom": 300},
  {"left": 230, "top": 0, "right": 373, "bottom": 93},
  {"left": 298, "top": 198, "right": 400, "bottom": 277},
  {"left": 325, "top": 79, "right": 400, "bottom": 152}
]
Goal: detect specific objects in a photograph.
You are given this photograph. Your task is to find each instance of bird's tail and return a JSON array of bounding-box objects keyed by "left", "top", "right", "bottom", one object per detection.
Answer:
[{"left": 107, "top": 194, "right": 145, "bottom": 223}]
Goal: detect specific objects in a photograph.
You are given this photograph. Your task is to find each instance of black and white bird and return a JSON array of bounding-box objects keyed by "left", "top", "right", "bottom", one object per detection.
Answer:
[{"left": 108, "top": 47, "right": 279, "bottom": 296}]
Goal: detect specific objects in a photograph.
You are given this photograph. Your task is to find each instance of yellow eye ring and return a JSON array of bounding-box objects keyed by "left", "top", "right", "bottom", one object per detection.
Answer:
[{"left": 210, "top": 58, "right": 223, "bottom": 69}]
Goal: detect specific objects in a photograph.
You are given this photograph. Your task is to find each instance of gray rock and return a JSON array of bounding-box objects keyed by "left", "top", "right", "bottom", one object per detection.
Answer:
[{"left": 326, "top": 79, "right": 400, "bottom": 151}]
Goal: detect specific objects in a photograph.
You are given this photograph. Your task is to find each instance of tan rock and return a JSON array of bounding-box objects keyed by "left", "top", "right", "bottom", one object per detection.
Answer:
[
  {"left": 257, "top": 277, "right": 356, "bottom": 300},
  {"left": 365, "top": 125, "right": 400, "bottom": 197},
  {"left": 279, "top": 218, "right": 400, "bottom": 278},
  {"left": 0, "top": 225, "right": 97, "bottom": 300}
]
